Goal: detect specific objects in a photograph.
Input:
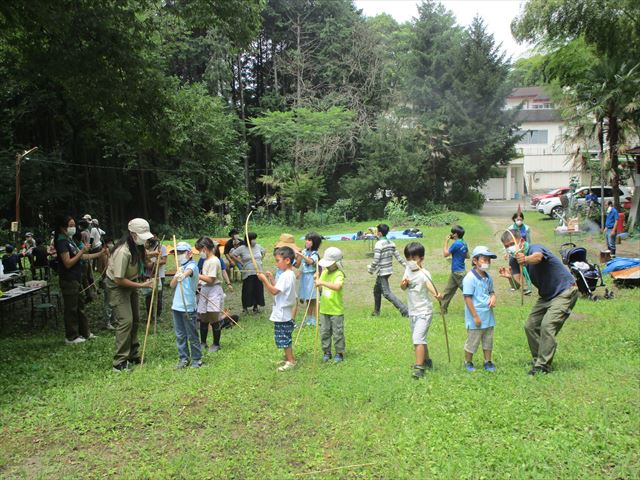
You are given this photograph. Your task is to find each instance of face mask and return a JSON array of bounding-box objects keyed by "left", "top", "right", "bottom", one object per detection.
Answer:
[
  {"left": 607, "top": 207, "right": 612, "bottom": 214},
  {"left": 406, "top": 260, "right": 420, "bottom": 271},
  {"left": 177, "top": 254, "right": 187, "bottom": 264},
  {"left": 506, "top": 245, "right": 518, "bottom": 256},
  {"left": 233, "top": 235, "right": 239, "bottom": 241},
  {"left": 132, "top": 233, "right": 146, "bottom": 246},
  {"left": 66, "top": 227, "right": 76, "bottom": 237},
  {"left": 250, "top": 240, "right": 256, "bottom": 247},
  {"left": 515, "top": 220, "right": 523, "bottom": 226},
  {"left": 480, "top": 263, "right": 491, "bottom": 271}
]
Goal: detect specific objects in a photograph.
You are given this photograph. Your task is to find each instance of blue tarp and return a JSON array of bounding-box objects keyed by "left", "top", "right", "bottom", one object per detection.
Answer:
[
  {"left": 602, "top": 257, "right": 640, "bottom": 273},
  {"left": 303, "top": 230, "right": 422, "bottom": 241}
]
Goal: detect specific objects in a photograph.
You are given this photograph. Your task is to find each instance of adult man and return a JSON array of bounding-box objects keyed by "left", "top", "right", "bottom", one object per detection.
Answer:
[
  {"left": 499, "top": 230, "right": 578, "bottom": 375},
  {"left": 603, "top": 201, "right": 619, "bottom": 258}
]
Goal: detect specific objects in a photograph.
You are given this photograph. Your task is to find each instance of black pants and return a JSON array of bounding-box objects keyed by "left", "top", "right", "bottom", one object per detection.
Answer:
[
  {"left": 241, "top": 275, "right": 265, "bottom": 310},
  {"left": 200, "top": 320, "right": 222, "bottom": 346}
]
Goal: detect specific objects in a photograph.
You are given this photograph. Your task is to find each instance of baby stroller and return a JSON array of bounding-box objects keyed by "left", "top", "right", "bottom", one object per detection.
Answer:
[{"left": 559, "top": 243, "right": 607, "bottom": 300}]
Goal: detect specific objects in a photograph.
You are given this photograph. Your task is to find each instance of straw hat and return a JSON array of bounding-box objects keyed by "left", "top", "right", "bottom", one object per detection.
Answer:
[{"left": 274, "top": 233, "right": 300, "bottom": 252}]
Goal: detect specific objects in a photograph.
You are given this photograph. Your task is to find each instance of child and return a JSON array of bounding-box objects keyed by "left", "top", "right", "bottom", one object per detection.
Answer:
[
  {"left": 230, "top": 232, "right": 265, "bottom": 314},
  {"left": 508, "top": 212, "right": 532, "bottom": 243},
  {"left": 257, "top": 246, "right": 297, "bottom": 372},
  {"left": 462, "top": 246, "right": 498, "bottom": 372},
  {"left": 400, "top": 242, "right": 441, "bottom": 379},
  {"left": 440, "top": 225, "right": 469, "bottom": 315},
  {"left": 298, "top": 232, "right": 322, "bottom": 326},
  {"left": 2, "top": 245, "right": 21, "bottom": 273},
  {"left": 368, "top": 223, "right": 408, "bottom": 317},
  {"left": 315, "top": 247, "right": 346, "bottom": 363},
  {"left": 196, "top": 237, "right": 226, "bottom": 353},
  {"left": 170, "top": 242, "right": 202, "bottom": 368}
]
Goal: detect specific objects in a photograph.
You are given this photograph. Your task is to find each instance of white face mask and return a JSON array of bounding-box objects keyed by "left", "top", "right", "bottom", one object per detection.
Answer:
[
  {"left": 515, "top": 220, "right": 523, "bottom": 226},
  {"left": 132, "top": 233, "right": 146, "bottom": 246},
  {"left": 177, "top": 253, "right": 187, "bottom": 264},
  {"left": 479, "top": 263, "right": 491, "bottom": 271},
  {"left": 66, "top": 227, "right": 76, "bottom": 237},
  {"left": 506, "top": 245, "right": 518, "bottom": 256},
  {"left": 406, "top": 260, "right": 420, "bottom": 271},
  {"left": 607, "top": 207, "right": 612, "bottom": 214}
]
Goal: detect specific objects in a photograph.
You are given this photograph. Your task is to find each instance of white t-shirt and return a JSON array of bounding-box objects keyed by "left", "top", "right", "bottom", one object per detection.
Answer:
[
  {"left": 270, "top": 269, "right": 296, "bottom": 323},
  {"left": 89, "top": 227, "right": 104, "bottom": 248},
  {"left": 200, "top": 256, "right": 222, "bottom": 284},
  {"left": 402, "top": 266, "right": 433, "bottom": 316}
]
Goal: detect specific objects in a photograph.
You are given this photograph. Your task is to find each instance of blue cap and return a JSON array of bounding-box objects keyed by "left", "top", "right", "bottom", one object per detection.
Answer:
[
  {"left": 176, "top": 241, "right": 192, "bottom": 252},
  {"left": 471, "top": 246, "right": 497, "bottom": 259}
]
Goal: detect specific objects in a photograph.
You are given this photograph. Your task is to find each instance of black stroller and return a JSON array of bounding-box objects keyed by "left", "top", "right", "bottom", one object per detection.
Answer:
[{"left": 559, "top": 243, "right": 608, "bottom": 300}]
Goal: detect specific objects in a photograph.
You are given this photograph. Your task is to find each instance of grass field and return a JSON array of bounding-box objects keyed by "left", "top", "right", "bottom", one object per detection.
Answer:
[{"left": 1, "top": 211, "right": 638, "bottom": 479}]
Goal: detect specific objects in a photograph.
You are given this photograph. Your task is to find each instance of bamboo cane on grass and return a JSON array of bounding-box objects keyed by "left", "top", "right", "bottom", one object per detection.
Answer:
[
  {"left": 293, "top": 262, "right": 318, "bottom": 347},
  {"left": 417, "top": 267, "right": 451, "bottom": 363},
  {"left": 140, "top": 238, "right": 164, "bottom": 366}
]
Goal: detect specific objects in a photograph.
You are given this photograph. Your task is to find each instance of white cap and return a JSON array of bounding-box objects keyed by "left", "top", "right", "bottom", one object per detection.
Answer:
[
  {"left": 127, "top": 218, "right": 153, "bottom": 241},
  {"left": 318, "top": 247, "right": 343, "bottom": 268},
  {"left": 83, "top": 214, "right": 92, "bottom": 221},
  {"left": 471, "top": 246, "right": 497, "bottom": 259}
]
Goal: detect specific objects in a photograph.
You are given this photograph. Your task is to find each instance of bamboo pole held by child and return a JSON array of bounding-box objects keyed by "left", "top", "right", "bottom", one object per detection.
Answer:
[{"left": 141, "top": 238, "right": 163, "bottom": 366}]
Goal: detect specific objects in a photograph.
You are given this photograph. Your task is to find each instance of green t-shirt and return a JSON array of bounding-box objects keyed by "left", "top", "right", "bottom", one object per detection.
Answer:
[{"left": 319, "top": 268, "right": 345, "bottom": 315}]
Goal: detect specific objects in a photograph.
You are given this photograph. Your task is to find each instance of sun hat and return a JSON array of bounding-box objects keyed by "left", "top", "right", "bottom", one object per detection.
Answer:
[
  {"left": 274, "top": 233, "right": 300, "bottom": 252},
  {"left": 176, "top": 241, "right": 192, "bottom": 252},
  {"left": 471, "top": 246, "right": 497, "bottom": 259},
  {"left": 318, "top": 247, "right": 344, "bottom": 268},
  {"left": 127, "top": 218, "right": 153, "bottom": 241}
]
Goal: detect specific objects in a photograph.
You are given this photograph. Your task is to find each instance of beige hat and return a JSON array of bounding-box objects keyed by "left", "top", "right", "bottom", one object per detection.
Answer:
[
  {"left": 127, "top": 218, "right": 153, "bottom": 241},
  {"left": 274, "top": 233, "right": 300, "bottom": 252}
]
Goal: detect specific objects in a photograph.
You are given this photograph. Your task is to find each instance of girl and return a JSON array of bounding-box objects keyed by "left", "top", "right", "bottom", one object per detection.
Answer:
[
  {"left": 508, "top": 212, "right": 532, "bottom": 243},
  {"left": 54, "top": 215, "right": 107, "bottom": 345},
  {"left": 106, "top": 218, "right": 154, "bottom": 371},
  {"left": 230, "top": 232, "right": 265, "bottom": 314},
  {"left": 196, "top": 237, "right": 226, "bottom": 353},
  {"left": 298, "top": 232, "right": 322, "bottom": 326}
]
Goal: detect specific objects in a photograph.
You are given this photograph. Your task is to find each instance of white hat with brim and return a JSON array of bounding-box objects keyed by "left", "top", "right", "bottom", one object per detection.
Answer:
[
  {"left": 471, "top": 245, "right": 497, "bottom": 259},
  {"left": 318, "top": 246, "right": 343, "bottom": 268},
  {"left": 127, "top": 218, "right": 153, "bottom": 241},
  {"left": 176, "top": 241, "right": 192, "bottom": 252}
]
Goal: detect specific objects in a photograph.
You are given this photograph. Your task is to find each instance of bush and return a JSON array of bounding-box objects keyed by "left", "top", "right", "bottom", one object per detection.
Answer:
[
  {"left": 383, "top": 195, "right": 409, "bottom": 225},
  {"left": 412, "top": 212, "right": 460, "bottom": 227}
]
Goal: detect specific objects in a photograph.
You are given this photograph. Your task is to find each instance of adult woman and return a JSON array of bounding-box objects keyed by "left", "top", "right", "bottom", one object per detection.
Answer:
[
  {"left": 106, "top": 218, "right": 154, "bottom": 372},
  {"left": 54, "top": 215, "right": 106, "bottom": 345},
  {"left": 508, "top": 212, "right": 532, "bottom": 243}
]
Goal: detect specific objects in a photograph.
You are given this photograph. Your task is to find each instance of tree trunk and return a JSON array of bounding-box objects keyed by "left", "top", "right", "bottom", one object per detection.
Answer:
[
  {"left": 607, "top": 114, "right": 621, "bottom": 209},
  {"left": 237, "top": 53, "right": 250, "bottom": 201}
]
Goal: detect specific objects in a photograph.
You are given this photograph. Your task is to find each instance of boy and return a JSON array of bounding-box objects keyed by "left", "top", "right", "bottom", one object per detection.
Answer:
[
  {"left": 440, "top": 225, "right": 469, "bottom": 315},
  {"left": 315, "top": 247, "right": 346, "bottom": 363},
  {"left": 400, "top": 242, "right": 441, "bottom": 379},
  {"left": 170, "top": 242, "right": 202, "bottom": 369},
  {"left": 462, "top": 246, "right": 498, "bottom": 372},
  {"left": 368, "top": 223, "right": 408, "bottom": 317},
  {"left": 257, "top": 246, "right": 297, "bottom": 371},
  {"left": 603, "top": 200, "right": 618, "bottom": 258}
]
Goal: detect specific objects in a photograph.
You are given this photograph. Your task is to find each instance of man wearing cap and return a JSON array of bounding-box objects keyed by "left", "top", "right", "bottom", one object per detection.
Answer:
[
  {"left": 107, "top": 218, "right": 155, "bottom": 372},
  {"left": 499, "top": 230, "right": 578, "bottom": 375}
]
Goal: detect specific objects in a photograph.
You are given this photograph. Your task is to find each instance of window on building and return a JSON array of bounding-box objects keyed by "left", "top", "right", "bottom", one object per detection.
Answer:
[{"left": 516, "top": 129, "right": 549, "bottom": 144}]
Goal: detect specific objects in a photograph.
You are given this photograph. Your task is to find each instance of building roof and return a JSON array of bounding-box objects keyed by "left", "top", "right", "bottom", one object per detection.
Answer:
[
  {"left": 509, "top": 86, "right": 551, "bottom": 101},
  {"left": 515, "top": 109, "right": 562, "bottom": 123}
]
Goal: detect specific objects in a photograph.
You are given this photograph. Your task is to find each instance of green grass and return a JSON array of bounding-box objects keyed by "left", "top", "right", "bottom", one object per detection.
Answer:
[{"left": 1, "top": 212, "right": 638, "bottom": 479}]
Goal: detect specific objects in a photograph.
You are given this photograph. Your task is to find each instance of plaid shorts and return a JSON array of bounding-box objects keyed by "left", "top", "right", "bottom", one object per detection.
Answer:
[{"left": 274, "top": 320, "right": 295, "bottom": 348}]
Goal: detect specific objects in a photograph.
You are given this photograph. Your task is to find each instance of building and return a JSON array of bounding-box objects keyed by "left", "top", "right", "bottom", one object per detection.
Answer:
[{"left": 481, "top": 86, "right": 586, "bottom": 200}]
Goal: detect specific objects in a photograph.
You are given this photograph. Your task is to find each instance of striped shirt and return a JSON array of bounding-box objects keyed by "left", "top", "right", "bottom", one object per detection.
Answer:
[{"left": 368, "top": 238, "right": 406, "bottom": 276}]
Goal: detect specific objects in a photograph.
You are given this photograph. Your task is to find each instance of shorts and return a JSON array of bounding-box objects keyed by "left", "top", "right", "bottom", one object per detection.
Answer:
[
  {"left": 409, "top": 313, "right": 432, "bottom": 345},
  {"left": 274, "top": 320, "right": 295, "bottom": 349},
  {"left": 464, "top": 327, "right": 494, "bottom": 354}
]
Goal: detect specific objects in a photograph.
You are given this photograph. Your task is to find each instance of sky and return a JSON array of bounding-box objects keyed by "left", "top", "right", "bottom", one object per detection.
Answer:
[{"left": 353, "top": 0, "right": 533, "bottom": 59}]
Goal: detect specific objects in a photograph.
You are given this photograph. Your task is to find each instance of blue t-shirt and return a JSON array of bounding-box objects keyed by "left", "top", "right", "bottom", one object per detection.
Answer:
[
  {"left": 449, "top": 240, "right": 468, "bottom": 272},
  {"left": 462, "top": 269, "right": 496, "bottom": 330},
  {"left": 300, "top": 249, "right": 319, "bottom": 274},
  {"left": 605, "top": 207, "right": 618, "bottom": 229},
  {"left": 509, "top": 244, "right": 574, "bottom": 301},
  {"left": 172, "top": 259, "right": 199, "bottom": 312}
]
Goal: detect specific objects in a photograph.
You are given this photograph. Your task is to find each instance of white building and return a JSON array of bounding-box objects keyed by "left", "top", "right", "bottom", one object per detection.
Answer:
[{"left": 482, "top": 86, "right": 586, "bottom": 200}]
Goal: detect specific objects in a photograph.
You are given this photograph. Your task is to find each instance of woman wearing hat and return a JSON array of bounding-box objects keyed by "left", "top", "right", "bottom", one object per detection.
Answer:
[
  {"left": 229, "top": 232, "right": 266, "bottom": 314},
  {"left": 54, "top": 215, "right": 108, "bottom": 345},
  {"left": 106, "top": 218, "right": 154, "bottom": 372}
]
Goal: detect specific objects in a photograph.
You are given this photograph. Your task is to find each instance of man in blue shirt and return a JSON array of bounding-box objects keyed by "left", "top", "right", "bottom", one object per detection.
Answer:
[
  {"left": 603, "top": 201, "right": 619, "bottom": 258},
  {"left": 499, "top": 230, "right": 578, "bottom": 375},
  {"left": 440, "top": 225, "right": 469, "bottom": 315}
]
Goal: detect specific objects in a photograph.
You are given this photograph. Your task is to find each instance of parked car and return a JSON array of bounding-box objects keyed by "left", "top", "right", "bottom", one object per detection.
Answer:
[
  {"left": 537, "top": 186, "right": 633, "bottom": 219},
  {"left": 530, "top": 187, "right": 571, "bottom": 207}
]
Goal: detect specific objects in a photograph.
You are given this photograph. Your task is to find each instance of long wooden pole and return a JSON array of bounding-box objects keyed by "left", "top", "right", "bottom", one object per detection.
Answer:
[
  {"left": 244, "top": 210, "right": 260, "bottom": 274},
  {"left": 312, "top": 283, "right": 320, "bottom": 367},
  {"left": 421, "top": 269, "right": 451, "bottom": 363}
]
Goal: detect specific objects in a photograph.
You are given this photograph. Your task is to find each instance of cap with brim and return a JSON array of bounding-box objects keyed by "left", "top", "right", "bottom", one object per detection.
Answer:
[
  {"left": 176, "top": 241, "right": 192, "bottom": 252},
  {"left": 274, "top": 233, "right": 300, "bottom": 252},
  {"left": 318, "top": 247, "right": 343, "bottom": 268},
  {"left": 471, "top": 245, "right": 497, "bottom": 259},
  {"left": 127, "top": 218, "right": 154, "bottom": 241}
]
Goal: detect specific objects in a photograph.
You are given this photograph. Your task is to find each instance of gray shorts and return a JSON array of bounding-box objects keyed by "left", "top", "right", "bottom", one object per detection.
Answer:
[
  {"left": 409, "top": 313, "right": 432, "bottom": 345},
  {"left": 464, "top": 327, "right": 494, "bottom": 354}
]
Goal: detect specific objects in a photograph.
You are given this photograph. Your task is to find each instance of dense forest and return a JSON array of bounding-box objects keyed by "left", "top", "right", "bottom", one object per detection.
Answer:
[{"left": 1, "top": 0, "right": 638, "bottom": 236}]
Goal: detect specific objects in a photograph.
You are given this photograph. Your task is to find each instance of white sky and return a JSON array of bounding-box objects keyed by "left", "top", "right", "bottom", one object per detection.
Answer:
[{"left": 354, "top": 0, "right": 533, "bottom": 60}]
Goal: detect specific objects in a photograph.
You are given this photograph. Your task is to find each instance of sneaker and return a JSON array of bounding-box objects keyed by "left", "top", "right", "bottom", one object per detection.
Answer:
[
  {"left": 464, "top": 361, "right": 475, "bottom": 372},
  {"left": 242, "top": 308, "right": 249, "bottom": 314},
  {"left": 252, "top": 307, "right": 260, "bottom": 314},
  {"left": 277, "top": 361, "right": 295, "bottom": 372},
  {"left": 112, "top": 362, "right": 131, "bottom": 373},
  {"left": 333, "top": 353, "right": 344, "bottom": 363},
  {"left": 304, "top": 318, "right": 316, "bottom": 326},
  {"left": 65, "top": 336, "right": 86, "bottom": 345},
  {"left": 208, "top": 345, "right": 220, "bottom": 353},
  {"left": 106, "top": 322, "right": 116, "bottom": 331},
  {"left": 412, "top": 365, "right": 426, "bottom": 379},
  {"left": 85, "top": 333, "right": 97, "bottom": 340},
  {"left": 200, "top": 342, "right": 208, "bottom": 351},
  {"left": 191, "top": 360, "right": 203, "bottom": 369},
  {"left": 322, "top": 352, "right": 331, "bottom": 363},
  {"left": 528, "top": 365, "right": 550, "bottom": 376},
  {"left": 175, "top": 359, "right": 189, "bottom": 369},
  {"left": 524, "top": 289, "right": 532, "bottom": 296},
  {"left": 423, "top": 358, "right": 433, "bottom": 370},
  {"left": 484, "top": 361, "right": 497, "bottom": 372}
]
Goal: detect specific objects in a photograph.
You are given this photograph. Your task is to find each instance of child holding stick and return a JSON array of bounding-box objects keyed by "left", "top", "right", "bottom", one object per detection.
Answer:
[
  {"left": 298, "top": 232, "right": 322, "bottom": 326},
  {"left": 196, "top": 237, "right": 225, "bottom": 353},
  {"left": 400, "top": 242, "right": 441, "bottom": 379},
  {"left": 315, "top": 247, "right": 346, "bottom": 363}
]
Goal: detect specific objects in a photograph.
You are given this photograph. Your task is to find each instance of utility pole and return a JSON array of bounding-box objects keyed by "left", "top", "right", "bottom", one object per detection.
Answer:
[
  {"left": 14, "top": 146, "right": 38, "bottom": 238},
  {"left": 598, "top": 119, "right": 605, "bottom": 230}
]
